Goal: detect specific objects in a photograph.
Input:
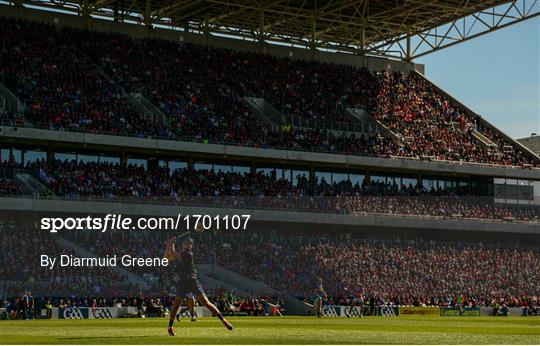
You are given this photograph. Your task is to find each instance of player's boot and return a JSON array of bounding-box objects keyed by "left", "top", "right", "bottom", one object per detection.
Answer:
[
  {"left": 191, "top": 316, "right": 197, "bottom": 322},
  {"left": 176, "top": 314, "right": 181, "bottom": 322},
  {"left": 168, "top": 327, "right": 176, "bottom": 336},
  {"left": 222, "top": 319, "right": 234, "bottom": 331}
]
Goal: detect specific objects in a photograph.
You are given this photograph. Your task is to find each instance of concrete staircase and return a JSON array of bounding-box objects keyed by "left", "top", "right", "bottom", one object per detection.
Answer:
[
  {"left": 95, "top": 65, "right": 170, "bottom": 127},
  {"left": 242, "top": 97, "right": 279, "bottom": 126},
  {"left": 346, "top": 107, "right": 403, "bottom": 144},
  {"left": 472, "top": 129, "right": 499, "bottom": 150},
  {"left": 128, "top": 92, "right": 170, "bottom": 127},
  {"left": 195, "top": 264, "right": 250, "bottom": 296},
  {"left": 345, "top": 107, "right": 370, "bottom": 123},
  {"left": 244, "top": 97, "right": 374, "bottom": 136},
  {"left": 0, "top": 82, "right": 25, "bottom": 115},
  {"left": 197, "top": 263, "right": 276, "bottom": 295},
  {"left": 14, "top": 172, "right": 53, "bottom": 198}
]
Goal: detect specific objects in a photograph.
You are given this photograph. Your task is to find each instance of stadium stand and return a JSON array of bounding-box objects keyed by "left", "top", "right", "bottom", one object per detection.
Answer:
[
  {"left": 0, "top": 162, "right": 22, "bottom": 195},
  {"left": 0, "top": 19, "right": 163, "bottom": 136},
  {"left": 4, "top": 158, "right": 535, "bottom": 222},
  {"left": 211, "top": 233, "right": 540, "bottom": 305},
  {"left": 0, "top": 178, "right": 21, "bottom": 195},
  {"left": 0, "top": 228, "right": 136, "bottom": 298},
  {"left": 371, "top": 71, "right": 533, "bottom": 165},
  {"left": 0, "top": 17, "right": 537, "bottom": 166},
  {"left": 0, "top": 3, "right": 539, "bottom": 324},
  {"left": 5, "top": 229, "right": 538, "bottom": 312},
  {"left": 0, "top": 228, "right": 283, "bottom": 319}
]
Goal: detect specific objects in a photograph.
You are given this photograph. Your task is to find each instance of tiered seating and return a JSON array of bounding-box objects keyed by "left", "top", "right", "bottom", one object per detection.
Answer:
[
  {"left": 0, "top": 161, "right": 22, "bottom": 195},
  {"left": 0, "top": 178, "right": 21, "bottom": 195},
  {"left": 0, "top": 19, "right": 162, "bottom": 135},
  {"left": 68, "top": 231, "right": 540, "bottom": 307},
  {"left": 0, "top": 228, "right": 135, "bottom": 298},
  {"left": 0, "top": 17, "right": 536, "bottom": 166},
  {"left": 225, "top": 51, "right": 373, "bottom": 122},
  {"left": 21, "top": 159, "right": 540, "bottom": 222},
  {"left": 213, "top": 235, "right": 540, "bottom": 305},
  {"left": 371, "top": 71, "right": 533, "bottom": 165}
]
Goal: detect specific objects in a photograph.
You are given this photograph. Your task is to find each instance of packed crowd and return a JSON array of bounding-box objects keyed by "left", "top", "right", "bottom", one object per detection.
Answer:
[
  {"left": 60, "top": 231, "right": 540, "bottom": 309},
  {"left": 2, "top": 224, "right": 538, "bottom": 312},
  {"left": 0, "top": 229, "right": 281, "bottom": 317},
  {"left": 0, "top": 161, "right": 22, "bottom": 195},
  {"left": 0, "top": 17, "right": 536, "bottom": 166},
  {"left": 0, "top": 160, "right": 22, "bottom": 195},
  {"left": 0, "top": 178, "right": 21, "bottom": 195},
  {"left": 0, "top": 110, "right": 25, "bottom": 126},
  {"left": 1, "top": 20, "right": 164, "bottom": 136},
  {"left": 371, "top": 71, "right": 532, "bottom": 165},
  {"left": 0, "top": 227, "right": 137, "bottom": 299},
  {"left": 224, "top": 51, "right": 373, "bottom": 122},
  {"left": 211, "top": 234, "right": 540, "bottom": 307},
  {"left": 21, "top": 158, "right": 540, "bottom": 222}
]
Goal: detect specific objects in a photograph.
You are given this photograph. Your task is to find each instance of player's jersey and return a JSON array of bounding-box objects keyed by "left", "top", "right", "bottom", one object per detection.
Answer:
[
  {"left": 351, "top": 291, "right": 364, "bottom": 303},
  {"left": 176, "top": 249, "right": 198, "bottom": 283},
  {"left": 315, "top": 282, "right": 325, "bottom": 299}
]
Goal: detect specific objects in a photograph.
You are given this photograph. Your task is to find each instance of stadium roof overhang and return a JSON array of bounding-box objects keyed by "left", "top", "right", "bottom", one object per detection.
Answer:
[{"left": 7, "top": 0, "right": 540, "bottom": 60}]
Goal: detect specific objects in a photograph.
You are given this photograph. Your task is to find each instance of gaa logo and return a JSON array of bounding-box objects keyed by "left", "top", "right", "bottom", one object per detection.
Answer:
[
  {"left": 178, "top": 307, "right": 191, "bottom": 318},
  {"left": 63, "top": 307, "right": 84, "bottom": 319},
  {"left": 322, "top": 306, "right": 339, "bottom": 317},
  {"left": 92, "top": 308, "right": 113, "bottom": 319},
  {"left": 344, "top": 306, "right": 362, "bottom": 316},
  {"left": 378, "top": 306, "right": 398, "bottom": 317}
]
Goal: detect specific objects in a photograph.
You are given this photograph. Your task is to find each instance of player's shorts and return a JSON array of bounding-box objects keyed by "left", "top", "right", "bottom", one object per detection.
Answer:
[{"left": 177, "top": 280, "right": 205, "bottom": 298}]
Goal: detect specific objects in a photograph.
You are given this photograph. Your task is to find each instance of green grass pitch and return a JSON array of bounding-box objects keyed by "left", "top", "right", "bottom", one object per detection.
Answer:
[{"left": 1, "top": 316, "right": 539, "bottom": 344}]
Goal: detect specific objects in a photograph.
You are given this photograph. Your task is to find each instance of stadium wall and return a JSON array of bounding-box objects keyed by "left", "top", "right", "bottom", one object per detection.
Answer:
[
  {"left": 0, "top": 4, "right": 424, "bottom": 74},
  {"left": 1, "top": 197, "right": 538, "bottom": 235},
  {"left": 2, "top": 126, "right": 539, "bottom": 180}
]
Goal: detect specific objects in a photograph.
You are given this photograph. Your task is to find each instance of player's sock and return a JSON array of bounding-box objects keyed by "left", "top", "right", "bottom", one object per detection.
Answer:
[
  {"left": 168, "top": 319, "right": 176, "bottom": 336},
  {"left": 221, "top": 318, "right": 234, "bottom": 330},
  {"left": 215, "top": 313, "right": 233, "bottom": 330}
]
